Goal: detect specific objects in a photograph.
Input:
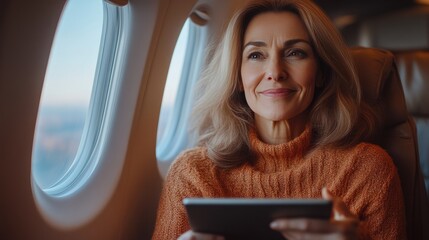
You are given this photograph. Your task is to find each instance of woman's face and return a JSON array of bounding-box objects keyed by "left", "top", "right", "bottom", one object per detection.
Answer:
[{"left": 241, "top": 11, "right": 318, "bottom": 123}]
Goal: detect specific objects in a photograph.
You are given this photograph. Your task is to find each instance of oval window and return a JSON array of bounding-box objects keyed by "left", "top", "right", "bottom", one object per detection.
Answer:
[
  {"left": 156, "top": 19, "right": 207, "bottom": 177},
  {"left": 32, "top": 0, "right": 103, "bottom": 189}
]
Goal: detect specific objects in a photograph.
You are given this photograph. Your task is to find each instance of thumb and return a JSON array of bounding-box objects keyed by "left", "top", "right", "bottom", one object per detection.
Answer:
[
  {"left": 322, "top": 187, "right": 356, "bottom": 221},
  {"left": 321, "top": 187, "right": 334, "bottom": 200}
]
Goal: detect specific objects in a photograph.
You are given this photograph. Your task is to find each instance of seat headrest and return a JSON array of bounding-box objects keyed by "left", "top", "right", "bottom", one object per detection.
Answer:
[
  {"left": 392, "top": 50, "right": 429, "bottom": 117},
  {"left": 350, "top": 47, "right": 409, "bottom": 128}
]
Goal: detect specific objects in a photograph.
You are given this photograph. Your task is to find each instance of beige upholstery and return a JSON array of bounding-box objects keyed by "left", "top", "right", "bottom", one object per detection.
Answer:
[{"left": 351, "top": 47, "right": 429, "bottom": 240}]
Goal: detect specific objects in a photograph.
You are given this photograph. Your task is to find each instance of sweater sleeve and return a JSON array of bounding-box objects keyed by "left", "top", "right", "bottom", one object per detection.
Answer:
[
  {"left": 151, "top": 150, "right": 205, "bottom": 240},
  {"left": 353, "top": 144, "right": 407, "bottom": 240}
]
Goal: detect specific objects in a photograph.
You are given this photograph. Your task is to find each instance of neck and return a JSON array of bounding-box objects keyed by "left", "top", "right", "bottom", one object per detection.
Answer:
[{"left": 255, "top": 114, "right": 308, "bottom": 144}]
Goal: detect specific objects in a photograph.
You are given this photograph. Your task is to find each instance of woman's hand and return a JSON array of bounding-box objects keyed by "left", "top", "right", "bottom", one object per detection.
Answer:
[
  {"left": 270, "top": 188, "right": 360, "bottom": 240},
  {"left": 178, "top": 230, "right": 225, "bottom": 240}
]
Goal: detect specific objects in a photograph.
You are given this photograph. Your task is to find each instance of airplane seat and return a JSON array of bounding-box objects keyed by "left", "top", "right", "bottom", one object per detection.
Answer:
[
  {"left": 350, "top": 47, "right": 429, "bottom": 240},
  {"left": 392, "top": 50, "right": 429, "bottom": 197}
]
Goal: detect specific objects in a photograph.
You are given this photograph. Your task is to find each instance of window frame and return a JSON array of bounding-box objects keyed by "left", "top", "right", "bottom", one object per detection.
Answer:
[
  {"left": 43, "top": 1, "right": 127, "bottom": 197},
  {"left": 156, "top": 20, "right": 208, "bottom": 177},
  {"left": 32, "top": 0, "right": 132, "bottom": 228}
]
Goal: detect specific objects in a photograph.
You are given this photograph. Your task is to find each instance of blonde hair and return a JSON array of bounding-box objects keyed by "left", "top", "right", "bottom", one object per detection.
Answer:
[{"left": 191, "top": 0, "right": 378, "bottom": 168}]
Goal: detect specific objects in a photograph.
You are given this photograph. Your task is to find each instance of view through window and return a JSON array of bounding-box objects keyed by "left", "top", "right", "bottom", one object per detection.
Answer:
[
  {"left": 32, "top": 0, "right": 103, "bottom": 189},
  {"left": 157, "top": 20, "right": 189, "bottom": 144}
]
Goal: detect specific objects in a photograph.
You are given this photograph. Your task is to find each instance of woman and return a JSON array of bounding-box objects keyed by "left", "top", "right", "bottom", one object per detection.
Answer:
[{"left": 152, "top": 0, "right": 406, "bottom": 239}]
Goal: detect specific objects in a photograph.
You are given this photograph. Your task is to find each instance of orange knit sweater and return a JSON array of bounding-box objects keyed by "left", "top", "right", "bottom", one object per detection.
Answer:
[{"left": 152, "top": 128, "right": 406, "bottom": 239}]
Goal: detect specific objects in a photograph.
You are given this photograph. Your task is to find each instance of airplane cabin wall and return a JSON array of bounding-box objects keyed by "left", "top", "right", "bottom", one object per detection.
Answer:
[
  {"left": 1, "top": 0, "right": 192, "bottom": 239},
  {"left": 0, "top": 1, "right": 68, "bottom": 239},
  {"left": 0, "top": 0, "right": 258, "bottom": 239},
  {"left": 2, "top": 0, "right": 428, "bottom": 240}
]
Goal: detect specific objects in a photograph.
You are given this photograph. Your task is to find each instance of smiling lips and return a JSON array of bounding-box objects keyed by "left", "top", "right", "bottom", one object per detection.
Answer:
[{"left": 259, "top": 88, "right": 296, "bottom": 97}]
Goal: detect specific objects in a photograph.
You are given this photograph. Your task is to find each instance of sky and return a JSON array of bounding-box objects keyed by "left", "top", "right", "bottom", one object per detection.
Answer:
[
  {"left": 162, "top": 20, "right": 189, "bottom": 106},
  {"left": 33, "top": 0, "right": 190, "bottom": 187},
  {"left": 41, "top": 0, "right": 188, "bottom": 108},
  {"left": 41, "top": 0, "right": 103, "bottom": 107}
]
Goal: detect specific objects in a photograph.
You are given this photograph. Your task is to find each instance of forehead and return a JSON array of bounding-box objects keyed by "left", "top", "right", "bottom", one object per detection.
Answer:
[{"left": 243, "top": 11, "right": 310, "bottom": 43}]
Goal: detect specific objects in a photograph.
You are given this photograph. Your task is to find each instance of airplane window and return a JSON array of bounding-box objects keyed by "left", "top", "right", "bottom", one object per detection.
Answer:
[
  {"left": 156, "top": 19, "right": 207, "bottom": 177},
  {"left": 32, "top": 0, "right": 131, "bottom": 228},
  {"left": 157, "top": 21, "right": 189, "bottom": 144},
  {"left": 32, "top": 0, "right": 103, "bottom": 190}
]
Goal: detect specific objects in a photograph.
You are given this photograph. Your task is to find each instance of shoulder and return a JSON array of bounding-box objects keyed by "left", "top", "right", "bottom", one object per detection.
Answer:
[
  {"left": 342, "top": 142, "right": 398, "bottom": 179},
  {"left": 169, "top": 146, "right": 213, "bottom": 170},
  {"left": 319, "top": 142, "right": 397, "bottom": 178},
  {"left": 166, "top": 146, "right": 217, "bottom": 182},
  {"left": 352, "top": 142, "right": 394, "bottom": 166},
  {"left": 321, "top": 141, "right": 393, "bottom": 165}
]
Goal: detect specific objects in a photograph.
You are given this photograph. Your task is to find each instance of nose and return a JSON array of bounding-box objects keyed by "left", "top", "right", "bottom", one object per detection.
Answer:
[{"left": 266, "top": 57, "right": 287, "bottom": 81}]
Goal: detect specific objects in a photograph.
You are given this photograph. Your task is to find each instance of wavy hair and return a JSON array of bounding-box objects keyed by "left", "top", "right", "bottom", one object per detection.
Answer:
[{"left": 191, "top": 0, "right": 378, "bottom": 168}]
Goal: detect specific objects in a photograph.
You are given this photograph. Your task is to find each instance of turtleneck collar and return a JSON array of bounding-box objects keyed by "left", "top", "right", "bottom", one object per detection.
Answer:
[{"left": 248, "top": 126, "right": 312, "bottom": 172}]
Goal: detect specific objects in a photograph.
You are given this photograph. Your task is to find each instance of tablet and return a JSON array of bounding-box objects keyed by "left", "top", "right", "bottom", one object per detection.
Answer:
[{"left": 183, "top": 198, "right": 332, "bottom": 240}]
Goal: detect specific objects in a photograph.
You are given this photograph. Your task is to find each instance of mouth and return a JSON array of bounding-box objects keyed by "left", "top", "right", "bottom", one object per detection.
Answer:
[{"left": 259, "top": 88, "right": 296, "bottom": 97}]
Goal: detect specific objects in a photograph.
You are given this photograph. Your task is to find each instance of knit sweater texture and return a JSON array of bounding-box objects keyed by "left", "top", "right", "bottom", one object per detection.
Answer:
[{"left": 152, "top": 128, "right": 406, "bottom": 239}]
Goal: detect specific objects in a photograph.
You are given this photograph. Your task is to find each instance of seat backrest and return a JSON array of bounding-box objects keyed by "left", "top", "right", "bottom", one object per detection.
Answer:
[
  {"left": 350, "top": 47, "right": 429, "bottom": 240},
  {"left": 393, "top": 50, "right": 429, "bottom": 197}
]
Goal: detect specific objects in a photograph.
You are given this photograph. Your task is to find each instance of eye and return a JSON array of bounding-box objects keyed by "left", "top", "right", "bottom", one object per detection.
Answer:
[
  {"left": 248, "top": 52, "right": 264, "bottom": 60},
  {"left": 286, "top": 49, "right": 307, "bottom": 58}
]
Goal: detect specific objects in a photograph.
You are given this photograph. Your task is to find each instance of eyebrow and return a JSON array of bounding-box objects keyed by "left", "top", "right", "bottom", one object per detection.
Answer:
[{"left": 243, "top": 39, "right": 311, "bottom": 49}]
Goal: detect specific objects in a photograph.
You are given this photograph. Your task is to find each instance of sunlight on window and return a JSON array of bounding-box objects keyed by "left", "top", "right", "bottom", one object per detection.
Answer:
[
  {"left": 32, "top": 0, "right": 103, "bottom": 189},
  {"left": 157, "top": 20, "right": 189, "bottom": 143}
]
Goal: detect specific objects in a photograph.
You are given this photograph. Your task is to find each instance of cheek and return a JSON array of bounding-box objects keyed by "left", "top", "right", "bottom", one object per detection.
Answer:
[
  {"left": 302, "top": 77, "right": 316, "bottom": 94},
  {"left": 293, "top": 64, "right": 318, "bottom": 109},
  {"left": 240, "top": 66, "right": 258, "bottom": 111},
  {"left": 241, "top": 64, "right": 261, "bottom": 91},
  {"left": 297, "top": 65, "right": 318, "bottom": 93},
  {"left": 301, "top": 78, "right": 316, "bottom": 106}
]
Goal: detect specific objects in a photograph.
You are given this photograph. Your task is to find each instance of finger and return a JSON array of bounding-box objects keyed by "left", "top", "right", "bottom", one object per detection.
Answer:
[
  {"left": 272, "top": 218, "right": 358, "bottom": 237},
  {"left": 321, "top": 187, "right": 333, "bottom": 200},
  {"left": 194, "top": 232, "right": 225, "bottom": 240},
  {"left": 322, "top": 187, "right": 345, "bottom": 220},
  {"left": 271, "top": 218, "right": 334, "bottom": 233},
  {"left": 279, "top": 230, "right": 353, "bottom": 240},
  {"left": 177, "top": 230, "right": 225, "bottom": 240},
  {"left": 322, "top": 187, "right": 357, "bottom": 221},
  {"left": 279, "top": 232, "right": 295, "bottom": 240},
  {"left": 177, "top": 230, "right": 194, "bottom": 240}
]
